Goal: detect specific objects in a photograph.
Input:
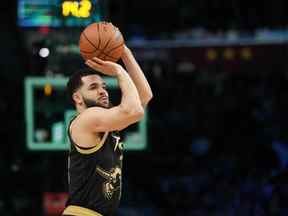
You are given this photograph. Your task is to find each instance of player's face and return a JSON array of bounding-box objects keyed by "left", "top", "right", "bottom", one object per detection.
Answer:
[{"left": 79, "top": 75, "right": 109, "bottom": 108}]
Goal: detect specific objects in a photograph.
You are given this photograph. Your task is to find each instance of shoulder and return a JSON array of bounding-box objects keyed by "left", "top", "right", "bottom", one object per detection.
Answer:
[
  {"left": 71, "top": 107, "right": 102, "bottom": 129},
  {"left": 69, "top": 114, "right": 107, "bottom": 150},
  {"left": 70, "top": 111, "right": 92, "bottom": 134}
]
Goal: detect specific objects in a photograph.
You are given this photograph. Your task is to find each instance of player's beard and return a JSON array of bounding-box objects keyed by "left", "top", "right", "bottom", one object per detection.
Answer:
[{"left": 83, "top": 97, "right": 111, "bottom": 108}]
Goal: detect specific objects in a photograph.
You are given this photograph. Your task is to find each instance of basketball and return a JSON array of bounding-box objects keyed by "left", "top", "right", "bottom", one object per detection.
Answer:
[{"left": 79, "top": 21, "right": 125, "bottom": 62}]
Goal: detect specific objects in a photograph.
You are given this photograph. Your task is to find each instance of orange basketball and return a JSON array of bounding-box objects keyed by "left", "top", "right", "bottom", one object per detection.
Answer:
[{"left": 79, "top": 21, "right": 125, "bottom": 62}]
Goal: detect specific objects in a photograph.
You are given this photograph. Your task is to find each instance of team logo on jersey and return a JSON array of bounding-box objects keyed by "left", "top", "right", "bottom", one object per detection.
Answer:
[{"left": 96, "top": 166, "right": 122, "bottom": 200}]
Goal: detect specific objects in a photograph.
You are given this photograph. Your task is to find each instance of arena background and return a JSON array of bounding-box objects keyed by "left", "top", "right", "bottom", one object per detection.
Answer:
[{"left": 1, "top": 0, "right": 288, "bottom": 215}]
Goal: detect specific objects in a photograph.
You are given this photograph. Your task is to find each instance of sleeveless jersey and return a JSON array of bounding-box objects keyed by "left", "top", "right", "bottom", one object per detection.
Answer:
[{"left": 65, "top": 118, "right": 123, "bottom": 216}]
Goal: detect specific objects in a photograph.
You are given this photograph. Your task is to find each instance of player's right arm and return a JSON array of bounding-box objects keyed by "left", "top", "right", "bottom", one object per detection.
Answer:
[{"left": 77, "top": 57, "right": 144, "bottom": 132}]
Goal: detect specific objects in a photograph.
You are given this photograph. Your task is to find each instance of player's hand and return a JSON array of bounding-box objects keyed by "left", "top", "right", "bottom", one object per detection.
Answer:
[{"left": 85, "top": 57, "right": 123, "bottom": 77}]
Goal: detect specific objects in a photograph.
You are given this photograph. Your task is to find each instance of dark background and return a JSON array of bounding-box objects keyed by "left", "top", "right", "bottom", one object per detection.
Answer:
[{"left": 1, "top": 0, "right": 288, "bottom": 215}]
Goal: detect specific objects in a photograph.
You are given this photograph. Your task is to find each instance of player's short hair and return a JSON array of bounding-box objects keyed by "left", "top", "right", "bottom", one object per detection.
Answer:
[{"left": 66, "top": 67, "right": 102, "bottom": 105}]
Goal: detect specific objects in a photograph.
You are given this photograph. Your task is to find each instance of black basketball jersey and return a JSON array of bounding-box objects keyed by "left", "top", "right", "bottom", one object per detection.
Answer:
[{"left": 65, "top": 117, "right": 123, "bottom": 216}]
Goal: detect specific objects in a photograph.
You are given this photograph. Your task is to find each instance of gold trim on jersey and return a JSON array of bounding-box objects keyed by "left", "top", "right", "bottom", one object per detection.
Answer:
[
  {"left": 62, "top": 205, "right": 103, "bottom": 216},
  {"left": 74, "top": 132, "right": 109, "bottom": 154}
]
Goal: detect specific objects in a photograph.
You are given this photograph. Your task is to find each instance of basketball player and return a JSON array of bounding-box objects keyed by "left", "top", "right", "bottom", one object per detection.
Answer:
[{"left": 62, "top": 45, "right": 153, "bottom": 216}]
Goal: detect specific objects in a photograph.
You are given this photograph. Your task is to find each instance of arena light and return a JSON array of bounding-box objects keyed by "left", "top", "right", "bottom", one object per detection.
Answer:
[
  {"left": 206, "top": 48, "right": 218, "bottom": 61},
  {"left": 39, "top": 48, "right": 50, "bottom": 58},
  {"left": 240, "top": 47, "right": 253, "bottom": 60},
  {"left": 223, "top": 48, "right": 235, "bottom": 60}
]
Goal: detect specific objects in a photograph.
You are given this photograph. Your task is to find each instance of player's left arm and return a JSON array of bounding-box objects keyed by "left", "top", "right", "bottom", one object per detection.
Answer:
[{"left": 121, "top": 45, "right": 153, "bottom": 107}]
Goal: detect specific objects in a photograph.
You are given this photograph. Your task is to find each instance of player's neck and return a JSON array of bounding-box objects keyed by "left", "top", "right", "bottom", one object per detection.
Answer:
[{"left": 76, "top": 105, "right": 86, "bottom": 113}]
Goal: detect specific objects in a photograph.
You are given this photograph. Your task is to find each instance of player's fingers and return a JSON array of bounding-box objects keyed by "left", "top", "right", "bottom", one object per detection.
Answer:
[
  {"left": 85, "top": 59, "right": 102, "bottom": 70},
  {"left": 92, "top": 57, "right": 105, "bottom": 65}
]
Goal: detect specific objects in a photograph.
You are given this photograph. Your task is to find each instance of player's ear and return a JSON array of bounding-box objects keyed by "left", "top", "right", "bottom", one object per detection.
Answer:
[{"left": 73, "top": 92, "right": 83, "bottom": 105}]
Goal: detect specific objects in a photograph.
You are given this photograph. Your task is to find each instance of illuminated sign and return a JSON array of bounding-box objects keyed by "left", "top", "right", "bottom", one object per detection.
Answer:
[{"left": 62, "top": 0, "right": 92, "bottom": 18}]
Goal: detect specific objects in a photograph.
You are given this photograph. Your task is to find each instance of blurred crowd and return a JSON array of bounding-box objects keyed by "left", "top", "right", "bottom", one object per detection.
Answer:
[
  {"left": 117, "top": 61, "right": 288, "bottom": 216},
  {"left": 120, "top": 157, "right": 288, "bottom": 216}
]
